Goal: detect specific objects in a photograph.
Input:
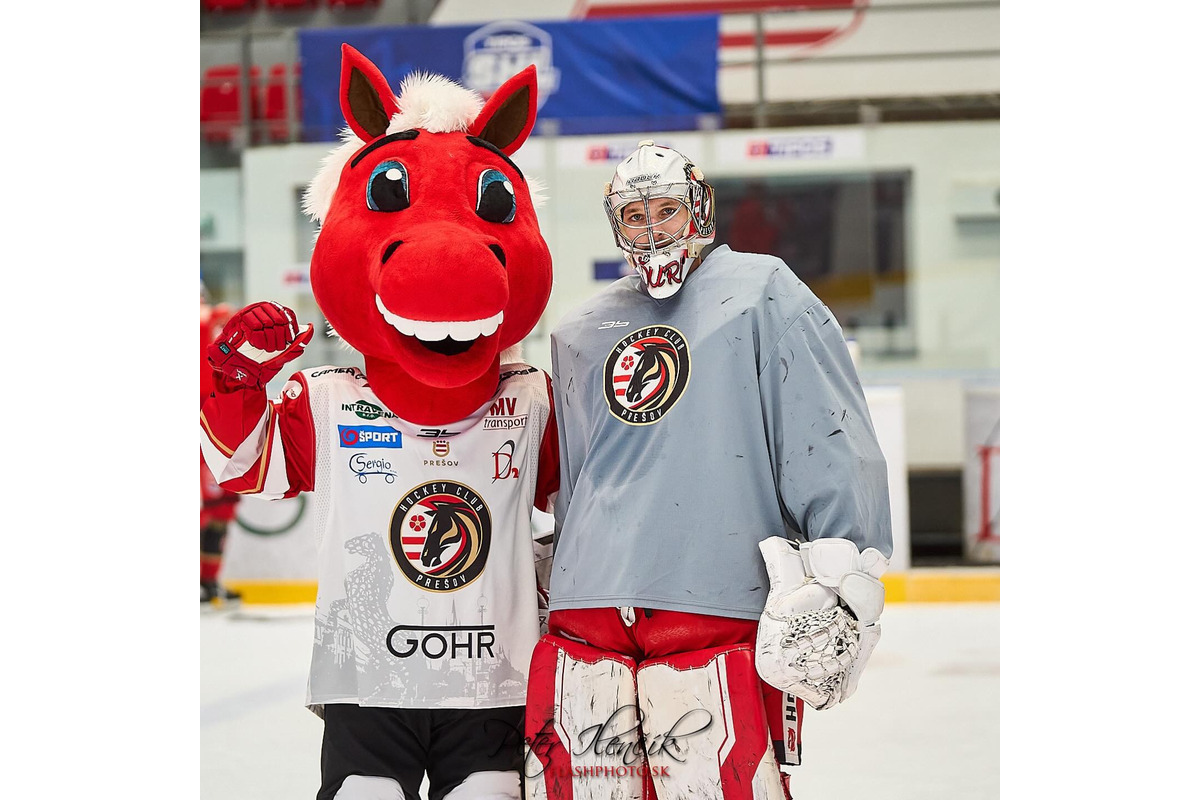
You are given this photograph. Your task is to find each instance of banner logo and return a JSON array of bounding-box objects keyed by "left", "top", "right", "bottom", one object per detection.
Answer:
[{"left": 463, "top": 20, "right": 560, "bottom": 108}]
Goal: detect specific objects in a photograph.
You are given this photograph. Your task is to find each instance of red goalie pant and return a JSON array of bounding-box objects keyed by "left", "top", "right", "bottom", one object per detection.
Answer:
[{"left": 525, "top": 608, "right": 802, "bottom": 800}]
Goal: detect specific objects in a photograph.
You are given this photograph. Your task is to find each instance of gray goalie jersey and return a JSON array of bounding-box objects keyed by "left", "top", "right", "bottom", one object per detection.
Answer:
[{"left": 549, "top": 244, "right": 892, "bottom": 620}]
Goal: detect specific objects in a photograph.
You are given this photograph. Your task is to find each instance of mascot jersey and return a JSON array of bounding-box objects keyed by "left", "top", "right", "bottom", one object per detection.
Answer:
[
  {"left": 202, "top": 362, "right": 557, "bottom": 711},
  {"left": 548, "top": 245, "right": 893, "bottom": 620}
]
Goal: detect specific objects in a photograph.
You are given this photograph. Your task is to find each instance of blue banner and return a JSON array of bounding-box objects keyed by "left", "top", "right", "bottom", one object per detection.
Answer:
[{"left": 298, "top": 16, "right": 720, "bottom": 140}]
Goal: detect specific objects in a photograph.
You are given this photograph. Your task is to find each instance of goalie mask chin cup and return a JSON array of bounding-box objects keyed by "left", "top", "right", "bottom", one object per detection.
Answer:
[
  {"left": 625, "top": 245, "right": 701, "bottom": 301},
  {"left": 604, "top": 140, "right": 715, "bottom": 300}
]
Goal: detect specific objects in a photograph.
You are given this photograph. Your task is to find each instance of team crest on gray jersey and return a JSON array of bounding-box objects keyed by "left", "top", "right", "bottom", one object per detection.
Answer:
[
  {"left": 603, "top": 325, "right": 691, "bottom": 425},
  {"left": 389, "top": 481, "right": 492, "bottom": 592}
]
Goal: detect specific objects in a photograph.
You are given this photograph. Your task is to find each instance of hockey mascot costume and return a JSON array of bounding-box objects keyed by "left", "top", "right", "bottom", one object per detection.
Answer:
[{"left": 200, "top": 45, "right": 556, "bottom": 800}]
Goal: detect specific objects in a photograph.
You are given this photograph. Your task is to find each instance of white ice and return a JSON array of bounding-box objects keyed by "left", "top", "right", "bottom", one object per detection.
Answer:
[{"left": 201, "top": 603, "right": 999, "bottom": 799}]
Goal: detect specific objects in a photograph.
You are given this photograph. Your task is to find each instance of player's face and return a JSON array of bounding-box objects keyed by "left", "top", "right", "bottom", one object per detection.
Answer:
[{"left": 618, "top": 197, "right": 689, "bottom": 251}]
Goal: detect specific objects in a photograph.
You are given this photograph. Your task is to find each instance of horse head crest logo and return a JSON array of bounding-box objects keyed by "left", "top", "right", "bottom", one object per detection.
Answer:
[
  {"left": 391, "top": 482, "right": 492, "bottom": 592},
  {"left": 418, "top": 499, "right": 480, "bottom": 573},
  {"left": 604, "top": 325, "right": 692, "bottom": 426}
]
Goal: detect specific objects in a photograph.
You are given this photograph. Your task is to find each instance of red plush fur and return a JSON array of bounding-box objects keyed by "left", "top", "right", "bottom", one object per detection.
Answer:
[{"left": 308, "top": 46, "right": 552, "bottom": 425}]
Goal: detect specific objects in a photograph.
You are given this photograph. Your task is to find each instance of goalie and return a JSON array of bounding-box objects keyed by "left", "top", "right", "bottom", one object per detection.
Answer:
[{"left": 526, "top": 141, "right": 893, "bottom": 800}]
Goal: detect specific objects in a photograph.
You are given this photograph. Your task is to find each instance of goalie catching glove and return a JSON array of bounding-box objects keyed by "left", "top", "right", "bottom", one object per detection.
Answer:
[
  {"left": 756, "top": 536, "right": 888, "bottom": 710},
  {"left": 206, "top": 301, "right": 314, "bottom": 390}
]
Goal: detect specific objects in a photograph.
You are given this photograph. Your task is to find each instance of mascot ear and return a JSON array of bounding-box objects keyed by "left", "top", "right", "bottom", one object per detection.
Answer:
[
  {"left": 339, "top": 44, "right": 401, "bottom": 142},
  {"left": 468, "top": 66, "right": 539, "bottom": 156}
]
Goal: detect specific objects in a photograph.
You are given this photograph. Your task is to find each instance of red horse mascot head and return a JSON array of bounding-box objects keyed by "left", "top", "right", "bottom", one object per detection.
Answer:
[{"left": 302, "top": 45, "right": 552, "bottom": 424}]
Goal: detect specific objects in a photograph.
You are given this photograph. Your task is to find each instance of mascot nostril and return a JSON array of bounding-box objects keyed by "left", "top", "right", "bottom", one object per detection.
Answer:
[
  {"left": 381, "top": 240, "right": 404, "bottom": 264},
  {"left": 488, "top": 244, "right": 506, "bottom": 267}
]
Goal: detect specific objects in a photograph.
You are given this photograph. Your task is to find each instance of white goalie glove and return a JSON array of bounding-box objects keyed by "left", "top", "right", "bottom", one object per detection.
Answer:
[{"left": 755, "top": 536, "right": 888, "bottom": 710}]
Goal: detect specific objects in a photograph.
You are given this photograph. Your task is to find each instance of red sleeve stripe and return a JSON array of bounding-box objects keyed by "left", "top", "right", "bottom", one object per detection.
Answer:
[
  {"left": 534, "top": 371, "right": 561, "bottom": 514},
  {"left": 246, "top": 404, "right": 278, "bottom": 494},
  {"left": 199, "top": 409, "right": 240, "bottom": 457},
  {"left": 220, "top": 404, "right": 276, "bottom": 495}
]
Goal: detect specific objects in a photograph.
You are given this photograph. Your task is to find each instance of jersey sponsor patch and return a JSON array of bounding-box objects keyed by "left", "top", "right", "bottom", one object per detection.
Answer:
[
  {"left": 485, "top": 396, "right": 528, "bottom": 430},
  {"left": 491, "top": 440, "right": 520, "bottom": 482},
  {"left": 603, "top": 325, "right": 691, "bottom": 425},
  {"left": 348, "top": 453, "right": 397, "bottom": 484},
  {"left": 341, "top": 400, "right": 397, "bottom": 420},
  {"left": 389, "top": 481, "right": 492, "bottom": 593},
  {"left": 311, "top": 367, "right": 365, "bottom": 379},
  {"left": 499, "top": 365, "right": 538, "bottom": 382},
  {"left": 338, "top": 425, "right": 403, "bottom": 448}
]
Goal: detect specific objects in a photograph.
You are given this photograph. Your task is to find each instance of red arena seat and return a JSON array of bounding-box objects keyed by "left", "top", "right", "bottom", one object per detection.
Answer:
[
  {"left": 201, "top": 64, "right": 260, "bottom": 144},
  {"left": 202, "top": 0, "right": 255, "bottom": 12},
  {"left": 259, "top": 62, "right": 303, "bottom": 142}
]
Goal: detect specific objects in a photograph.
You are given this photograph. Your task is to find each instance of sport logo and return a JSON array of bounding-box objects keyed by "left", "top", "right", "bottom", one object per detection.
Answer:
[
  {"left": 603, "top": 325, "right": 690, "bottom": 425},
  {"left": 338, "top": 425, "right": 403, "bottom": 449},
  {"left": 390, "top": 482, "right": 492, "bottom": 592},
  {"left": 432, "top": 440, "right": 451, "bottom": 458}
]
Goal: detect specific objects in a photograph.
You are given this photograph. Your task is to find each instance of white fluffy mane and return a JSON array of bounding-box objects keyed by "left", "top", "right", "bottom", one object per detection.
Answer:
[{"left": 302, "top": 72, "right": 546, "bottom": 222}]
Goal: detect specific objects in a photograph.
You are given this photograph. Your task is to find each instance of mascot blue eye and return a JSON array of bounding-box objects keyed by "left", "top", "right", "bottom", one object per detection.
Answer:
[
  {"left": 367, "top": 161, "right": 410, "bottom": 212},
  {"left": 476, "top": 169, "right": 516, "bottom": 224}
]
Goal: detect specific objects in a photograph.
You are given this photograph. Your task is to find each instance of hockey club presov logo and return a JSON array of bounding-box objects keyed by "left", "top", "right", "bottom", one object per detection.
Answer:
[
  {"left": 603, "top": 325, "right": 690, "bottom": 425},
  {"left": 390, "top": 481, "right": 492, "bottom": 592}
]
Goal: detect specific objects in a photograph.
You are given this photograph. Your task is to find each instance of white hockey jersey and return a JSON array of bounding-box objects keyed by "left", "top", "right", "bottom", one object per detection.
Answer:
[{"left": 200, "top": 363, "right": 557, "bottom": 711}]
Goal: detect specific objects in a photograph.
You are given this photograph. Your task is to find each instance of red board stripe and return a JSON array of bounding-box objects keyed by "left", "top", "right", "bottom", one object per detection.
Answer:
[
  {"left": 583, "top": 0, "right": 856, "bottom": 18},
  {"left": 720, "top": 28, "right": 840, "bottom": 48}
]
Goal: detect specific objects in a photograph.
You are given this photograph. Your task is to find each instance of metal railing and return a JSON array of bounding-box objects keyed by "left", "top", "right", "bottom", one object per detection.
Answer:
[{"left": 200, "top": 0, "right": 1000, "bottom": 148}]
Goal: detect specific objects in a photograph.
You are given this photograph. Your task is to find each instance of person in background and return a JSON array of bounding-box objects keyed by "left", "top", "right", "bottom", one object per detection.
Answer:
[
  {"left": 524, "top": 141, "right": 893, "bottom": 800},
  {"left": 200, "top": 283, "right": 242, "bottom": 608}
]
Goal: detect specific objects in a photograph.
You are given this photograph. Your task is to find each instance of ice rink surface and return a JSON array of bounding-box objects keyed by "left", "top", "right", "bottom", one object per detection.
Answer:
[{"left": 201, "top": 603, "right": 999, "bottom": 799}]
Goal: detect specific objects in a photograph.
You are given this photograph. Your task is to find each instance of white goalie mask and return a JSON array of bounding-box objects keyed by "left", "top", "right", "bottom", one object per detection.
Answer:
[{"left": 604, "top": 140, "right": 715, "bottom": 300}]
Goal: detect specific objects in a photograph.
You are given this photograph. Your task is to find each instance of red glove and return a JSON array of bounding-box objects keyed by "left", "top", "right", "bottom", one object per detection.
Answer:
[{"left": 207, "top": 301, "right": 315, "bottom": 389}]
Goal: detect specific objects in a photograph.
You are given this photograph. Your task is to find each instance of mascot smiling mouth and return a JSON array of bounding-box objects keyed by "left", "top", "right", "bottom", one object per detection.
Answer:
[{"left": 375, "top": 296, "right": 503, "bottom": 356}]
